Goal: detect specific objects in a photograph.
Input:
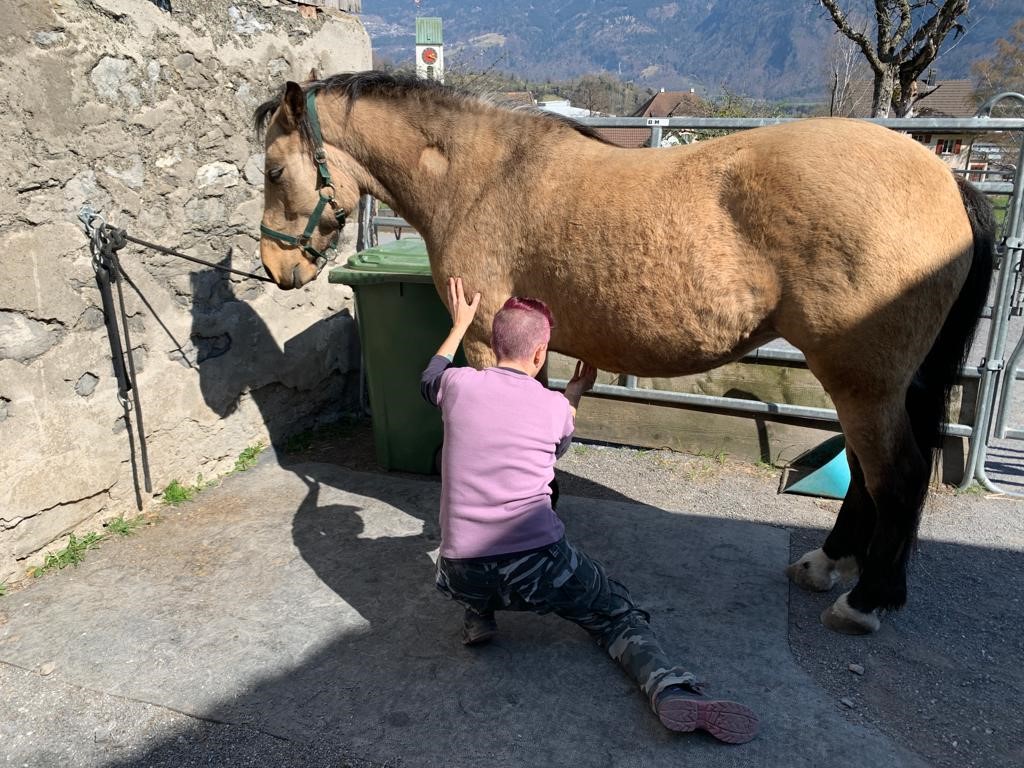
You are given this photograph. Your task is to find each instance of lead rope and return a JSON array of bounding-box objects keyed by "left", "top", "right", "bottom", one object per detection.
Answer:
[
  {"left": 119, "top": 231, "right": 276, "bottom": 283},
  {"left": 82, "top": 211, "right": 152, "bottom": 508}
]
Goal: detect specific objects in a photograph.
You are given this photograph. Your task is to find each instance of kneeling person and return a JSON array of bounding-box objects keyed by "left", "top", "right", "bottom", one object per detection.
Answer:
[{"left": 420, "top": 277, "right": 759, "bottom": 744}]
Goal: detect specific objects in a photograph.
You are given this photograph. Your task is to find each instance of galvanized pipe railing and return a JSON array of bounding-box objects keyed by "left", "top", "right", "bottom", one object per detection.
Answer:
[
  {"left": 958, "top": 94, "right": 1024, "bottom": 493},
  {"left": 544, "top": 378, "right": 975, "bottom": 440}
]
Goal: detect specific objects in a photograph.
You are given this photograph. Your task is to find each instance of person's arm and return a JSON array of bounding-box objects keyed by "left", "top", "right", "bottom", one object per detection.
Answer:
[
  {"left": 438, "top": 276, "right": 480, "bottom": 358},
  {"left": 556, "top": 361, "right": 597, "bottom": 457},
  {"left": 420, "top": 353, "right": 454, "bottom": 407},
  {"left": 420, "top": 277, "right": 481, "bottom": 407},
  {"left": 563, "top": 360, "right": 597, "bottom": 418}
]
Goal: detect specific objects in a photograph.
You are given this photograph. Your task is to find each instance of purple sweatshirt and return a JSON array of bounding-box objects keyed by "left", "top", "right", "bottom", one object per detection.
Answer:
[{"left": 421, "top": 355, "right": 575, "bottom": 559}]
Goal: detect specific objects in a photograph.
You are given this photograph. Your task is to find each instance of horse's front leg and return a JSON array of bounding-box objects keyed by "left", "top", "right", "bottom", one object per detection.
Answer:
[
  {"left": 461, "top": 327, "right": 496, "bottom": 370},
  {"left": 786, "top": 449, "right": 871, "bottom": 591}
]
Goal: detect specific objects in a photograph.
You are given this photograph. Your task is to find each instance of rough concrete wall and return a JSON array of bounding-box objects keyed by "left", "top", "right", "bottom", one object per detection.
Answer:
[{"left": 0, "top": 0, "right": 371, "bottom": 583}]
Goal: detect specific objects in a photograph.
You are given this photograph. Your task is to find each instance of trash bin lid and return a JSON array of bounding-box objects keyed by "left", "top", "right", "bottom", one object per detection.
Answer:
[{"left": 329, "top": 239, "right": 435, "bottom": 285}]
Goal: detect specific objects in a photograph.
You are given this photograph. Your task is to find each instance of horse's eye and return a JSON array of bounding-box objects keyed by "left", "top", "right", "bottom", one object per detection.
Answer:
[{"left": 268, "top": 167, "right": 284, "bottom": 183}]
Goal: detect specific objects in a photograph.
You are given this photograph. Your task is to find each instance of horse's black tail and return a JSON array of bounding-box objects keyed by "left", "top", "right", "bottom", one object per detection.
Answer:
[{"left": 907, "top": 175, "right": 996, "bottom": 464}]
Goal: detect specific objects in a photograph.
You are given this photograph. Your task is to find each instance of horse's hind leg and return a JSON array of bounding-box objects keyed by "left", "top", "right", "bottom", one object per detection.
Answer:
[
  {"left": 787, "top": 450, "right": 874, "bottom": 591},
  {"left": 818, "top": 392, "right": 930, "bottom": 634}
]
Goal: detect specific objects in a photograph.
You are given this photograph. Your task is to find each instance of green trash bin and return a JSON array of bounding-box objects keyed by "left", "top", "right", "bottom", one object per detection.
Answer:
[{"left": 329, "top": 238, "right": 464, "bottom": 473}]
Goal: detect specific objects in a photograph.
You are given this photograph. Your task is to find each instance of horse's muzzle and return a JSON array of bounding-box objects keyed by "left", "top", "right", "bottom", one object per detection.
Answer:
[{"left": 291, "top": 263, "right": 313, "bottom": 289}]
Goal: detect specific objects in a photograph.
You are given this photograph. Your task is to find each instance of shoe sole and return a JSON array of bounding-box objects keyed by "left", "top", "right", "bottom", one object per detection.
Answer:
[
  {"left": 462, "top": 628, "right": 497, "bottom": 646},
  {"left": 464, "top": 626, "right": 495, "bottom": 647},
  {"left": 658, "top": 698, "right": 759, "bottom": 744}
]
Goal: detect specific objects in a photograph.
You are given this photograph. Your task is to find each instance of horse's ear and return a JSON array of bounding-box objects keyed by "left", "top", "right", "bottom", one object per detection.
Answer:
[
  {"left": 305, "top": 67, "right": 320, "bottom": 83},
  {"left": 281, "top": 81, "right": 306, "bottom": 127}
]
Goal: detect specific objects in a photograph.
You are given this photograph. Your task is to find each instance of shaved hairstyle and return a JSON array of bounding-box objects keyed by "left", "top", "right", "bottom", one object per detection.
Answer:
[{"left": 491, "top": 297, "right": 554, "bottom": 361}]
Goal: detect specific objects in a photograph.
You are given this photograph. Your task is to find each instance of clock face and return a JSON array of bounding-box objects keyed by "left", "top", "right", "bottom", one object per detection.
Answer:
[{"left": 421, "top": 47, "right": 438, "bottom": 65}]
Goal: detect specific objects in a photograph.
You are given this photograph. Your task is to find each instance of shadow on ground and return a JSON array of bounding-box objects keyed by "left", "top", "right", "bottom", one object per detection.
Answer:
[
  {"left": 787, "top": 525, "right": 1024, "bottom": 768},
  {"left": 0, "top": 457, "right": 933, "bottom": 768},
  {"left": 982, "top": 442, "right": 1024, "bottom": 491}
]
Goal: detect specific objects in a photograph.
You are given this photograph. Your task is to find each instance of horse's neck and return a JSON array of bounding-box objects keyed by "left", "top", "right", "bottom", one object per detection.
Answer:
[{"left": 334, "top": 99, "right": 573, "bottom": 245}]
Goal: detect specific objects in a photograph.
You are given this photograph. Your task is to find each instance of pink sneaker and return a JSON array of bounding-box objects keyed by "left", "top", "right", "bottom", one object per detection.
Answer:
[{"left": 656, "top": 689, "right": 759, "bottom": 744}]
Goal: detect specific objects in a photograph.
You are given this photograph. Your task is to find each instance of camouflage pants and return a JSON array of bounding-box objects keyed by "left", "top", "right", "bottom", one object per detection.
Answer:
[{"left": 436, "top": 537, "right": 698, "bottom": 710}]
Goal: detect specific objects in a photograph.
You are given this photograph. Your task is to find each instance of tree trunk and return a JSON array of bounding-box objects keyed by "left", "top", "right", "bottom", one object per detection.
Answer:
[
  {"left": 892, "top": 72, "right": 918, "bottom": 117},
  {"left": 872, "top": 67, "right": 896, "bottom": 118},
  {"left": 893, "top": 90, "right": 914, "bottom": 118}
]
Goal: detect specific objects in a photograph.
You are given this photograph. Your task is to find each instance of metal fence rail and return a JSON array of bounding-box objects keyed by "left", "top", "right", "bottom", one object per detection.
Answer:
[{"left": 358, "top": 94, "right": 1024, "bottom": 493}]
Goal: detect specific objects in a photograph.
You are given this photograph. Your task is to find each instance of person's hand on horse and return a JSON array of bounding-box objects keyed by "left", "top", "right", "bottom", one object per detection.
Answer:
[
  {"left": 447, "top": 276, "right": 481, "bottom": 332},
  {"left": 566, "top": 360, "right": 598, "bottom": 400}
]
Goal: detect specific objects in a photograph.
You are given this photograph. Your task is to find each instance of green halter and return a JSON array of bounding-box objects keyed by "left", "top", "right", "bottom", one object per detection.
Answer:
[{"left": 259, "top": 87, "right": 348, "bottom": 275}]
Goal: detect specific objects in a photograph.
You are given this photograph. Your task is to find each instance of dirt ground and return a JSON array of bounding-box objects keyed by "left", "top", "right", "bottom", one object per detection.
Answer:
[{"left": 281, "top": 418, "right": 1024, "bottom": 768}]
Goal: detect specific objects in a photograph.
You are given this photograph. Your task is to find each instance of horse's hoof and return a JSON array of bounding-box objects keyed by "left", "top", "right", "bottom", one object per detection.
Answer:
[
  {"left": 820, "top": 592, "right": 880, "bottom": 635},
  {"left": 785, "top": 548, "right": 838, "bottom": 592}
]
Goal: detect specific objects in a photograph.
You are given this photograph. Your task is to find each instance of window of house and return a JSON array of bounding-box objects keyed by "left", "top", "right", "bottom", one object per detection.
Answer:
[
  {"left": 936, "top": 139, "right": 962, "bottom": 155},
  {"left": 911, "top": 133, "right": 932, "bottom": 144}
]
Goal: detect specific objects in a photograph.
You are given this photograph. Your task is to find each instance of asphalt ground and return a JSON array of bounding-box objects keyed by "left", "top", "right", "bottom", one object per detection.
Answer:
[{"left": 1, "top": 423, "right": 1021, "bottom": 768}]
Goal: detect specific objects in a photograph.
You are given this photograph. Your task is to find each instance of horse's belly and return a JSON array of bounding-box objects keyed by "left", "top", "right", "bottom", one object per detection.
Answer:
[{"left": 552, "top": 321, "right": 777, "bottom": 378}]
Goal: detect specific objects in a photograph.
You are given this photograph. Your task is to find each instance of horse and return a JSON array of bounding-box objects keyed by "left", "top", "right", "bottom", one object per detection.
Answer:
[{"left": 253, "top": 71, "right": 994, "bottom": 635}]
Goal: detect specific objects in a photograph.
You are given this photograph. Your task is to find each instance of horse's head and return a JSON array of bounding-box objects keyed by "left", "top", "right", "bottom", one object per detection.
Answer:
[{"left": 255, "top": 81, "right": 361, "bottom": 289}]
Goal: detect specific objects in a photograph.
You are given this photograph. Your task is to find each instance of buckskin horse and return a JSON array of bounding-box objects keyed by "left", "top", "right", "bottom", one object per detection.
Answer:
[{"left": 253, "top": 71, "right": 994, "bottom": 635}]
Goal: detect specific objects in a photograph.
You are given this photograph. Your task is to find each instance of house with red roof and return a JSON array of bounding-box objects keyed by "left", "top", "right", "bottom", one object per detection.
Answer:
[{"left": 595, "top": 88, "right": 708, "bottom": 148}]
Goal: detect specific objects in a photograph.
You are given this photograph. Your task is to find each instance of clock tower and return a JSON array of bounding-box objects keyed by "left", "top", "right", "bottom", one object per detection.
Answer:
[{"left": 415, "top": 17, "right": 444, "bottom": 83}]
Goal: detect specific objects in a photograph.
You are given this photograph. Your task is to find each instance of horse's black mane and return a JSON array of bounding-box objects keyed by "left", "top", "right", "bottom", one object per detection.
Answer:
[{"left": 253, "top": 70, "right": 611, "bottom": 145}]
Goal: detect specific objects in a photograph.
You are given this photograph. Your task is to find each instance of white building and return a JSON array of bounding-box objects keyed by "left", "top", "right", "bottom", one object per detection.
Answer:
[{"left": 536, "top": 98, "right": 595, "bottom": 118}]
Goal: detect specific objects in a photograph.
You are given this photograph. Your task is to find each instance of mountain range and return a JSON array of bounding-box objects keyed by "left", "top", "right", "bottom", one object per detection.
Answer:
[{"left": 362, "top": 1, "right": 1021, "bottom": 101}]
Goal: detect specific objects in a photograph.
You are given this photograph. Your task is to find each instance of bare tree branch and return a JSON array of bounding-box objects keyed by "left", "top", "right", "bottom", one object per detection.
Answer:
[
  {"left": 826, "top": 32, "right": 871, "bottom": 115},
  {"left": 897, "top": 0, "right": 968, "bottom": 63},
  {"left": 909, "top": 82, "right": 943, "bottom": 114},
  {"left": 874, "top": 2, "right": 895, "bottom": 61},
  {"left": 819, "top": 0, "right": 884, "bottom": 72},
  {"left": 893, "top": 1, "right": 914, "bottom": 55}
]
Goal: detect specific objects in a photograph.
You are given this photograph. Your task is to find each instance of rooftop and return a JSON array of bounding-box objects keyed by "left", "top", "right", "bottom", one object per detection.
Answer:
[
  {"left": 839, "top": 78, "right": 978, "bottom": 118},
  {"left": 633, "top": 89, "right": 708, "bottom": 119}
]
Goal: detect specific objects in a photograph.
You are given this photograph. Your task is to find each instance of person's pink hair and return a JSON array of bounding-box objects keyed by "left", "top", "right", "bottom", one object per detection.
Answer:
[{"left": 491, "top": 297, "right": 553, "bottom": 361}]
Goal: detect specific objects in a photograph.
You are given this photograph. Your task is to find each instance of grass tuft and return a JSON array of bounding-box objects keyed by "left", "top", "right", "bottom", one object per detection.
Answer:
[
  {"left": 162, "top": 479, "right": 198, "bottom": 505},
  {"left": 695, "top": 448, "right": 729, "bottom": 464},
  {"left": 31, "top": 532, "right": 104, "bottom": 577},
  {"left": 956, "top": 482, "right": 987, "bottom": 497},
  {"left": 104, "top": 514, "right": 148, "bottom": 537},
  {"left": 233, "top": 442, "right": 265, "bottom": 473}
]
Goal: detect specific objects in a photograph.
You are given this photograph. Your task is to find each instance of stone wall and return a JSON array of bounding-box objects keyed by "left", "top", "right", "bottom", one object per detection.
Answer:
[{"left": 0, "top": 0, "right": 371, "bottom": 583}]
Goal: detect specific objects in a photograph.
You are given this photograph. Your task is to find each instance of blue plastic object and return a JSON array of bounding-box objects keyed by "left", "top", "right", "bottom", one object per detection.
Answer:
[{"left": 782, "top": 435, "right": 850, "bottom": 500}]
